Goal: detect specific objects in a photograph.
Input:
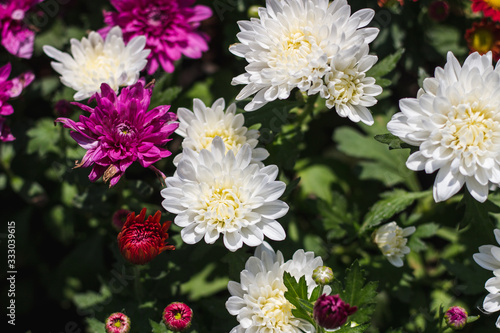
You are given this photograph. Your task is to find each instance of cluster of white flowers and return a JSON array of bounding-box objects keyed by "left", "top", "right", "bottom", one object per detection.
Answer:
[
  {"left": 473, "top": 229, "right": 500, "bottom": 328},
  {"left": 230, "top": 0, "right": 381, "bottom": 125},
  {"left": 373, "top": 221, "right": 415, "bottom": 267},
  {"left": 225, "top": 242, "right": 329, "bottom": 333},
  {"left": 43, "top": 26, "right": 150, "bottom": 100},
  {"left": 388, "top": 51, "right": 500, "bottom": 203}
]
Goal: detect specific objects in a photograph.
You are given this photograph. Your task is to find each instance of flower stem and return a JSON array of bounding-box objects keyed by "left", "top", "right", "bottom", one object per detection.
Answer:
[
  {"left": 133, "top": 266, "right": 143, "bottom": 303},
  {"left": 297, "top": 93, "right": 319, "bottom": 128}
]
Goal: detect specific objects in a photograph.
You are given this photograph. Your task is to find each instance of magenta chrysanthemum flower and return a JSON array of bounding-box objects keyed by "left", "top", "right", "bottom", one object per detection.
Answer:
[
  {"left": 100, "top": 0, "right": 212, "bottom": 75},
  {"left": 0, "top": 0, "right": 42, "bottom": 58},
  {"left": 313, "top": 294, "right": 357, "bottom": 329},
  {"left": 0, "top": 62, "right": 34, "bottom": 142},
  {"left": 105, "top": 312, "right": 131, "bottom": 333},
  {"left": 112, "top": 209, "right": 132, "bottom": 231},
  {"left": 163, "top": 302, "right": 193, "bottom": 332},
  {"left": 55, "top": 80, "right": 179, "bottom": 187}
]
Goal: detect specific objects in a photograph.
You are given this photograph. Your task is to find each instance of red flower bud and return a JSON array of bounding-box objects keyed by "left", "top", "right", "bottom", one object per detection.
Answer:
[
  {"left": 313, "top": 294, "right": 357, "bottom": 329},
  {"left": 105, "top": 312, "right": 131, "bottom": 333},
  {"left": 117, "top": 208, "right": 175, "bottom": 265}
]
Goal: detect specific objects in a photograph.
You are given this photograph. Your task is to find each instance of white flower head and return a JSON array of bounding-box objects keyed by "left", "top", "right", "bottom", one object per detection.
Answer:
[
  {"left": 321, "top": 44, "right": 382, "bottom": 125},
  {"left": 174, "top": 98, "right": 269, "bottom": 166},
  {"left": 43, "top": 26, "right": 150, "bottom": 100},
  {"left": 388, "top": 51, "right": 500, "bottom": 203},
  {"left": 373, "top": 221, "right": 415, "bottom": 267},
  {"left": 473, "top": 229, "right": 500, "bottom": 328},
  {"left": 230, "top": 0, "right": 379, "bottom": 111},
  {"left": 161, "top": 137, "right": 288, "bottom": 252},
  {"left": 226, "top": 242, "right": 329, "bottom": 333}
]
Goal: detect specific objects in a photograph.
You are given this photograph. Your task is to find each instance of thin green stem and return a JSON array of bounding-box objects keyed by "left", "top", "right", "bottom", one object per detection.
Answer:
[
  {"left": 296, "top": 93, "right": 319, "bottom": 127},
  {"left": 133, "top": 266, "right": 143, "bottom": 303}
]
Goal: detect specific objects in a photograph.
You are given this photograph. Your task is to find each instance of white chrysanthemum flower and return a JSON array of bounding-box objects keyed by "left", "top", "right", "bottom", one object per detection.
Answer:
[
  {"left": 373, "top": 221, "right": 415, "bottom": 267},
  {"left": 174, "top": 98, "right": 269, "bottom": 166},
  {"left": 321, "top": 45, "right": 382, "bottom": 125},
  {"left": 230, "top": 0, "right": 379, "bottom": 111},
  {"left": 387, "top": 51, "right": 500, "bottom": 203},
  {"left": 161, "top": 137, "right": 288, "bottom": 252},
  {"left": 473, "top": 229, "right": 500, "bottom": 275},
  {"left": 474, "top": 229, "right": 500, "bottom": 328},
  {"left": 226, "top": 242, "right": 328, "bottom": 333},
  {"left": 43, "top": 26, "right": 150, "bottom": 100}
]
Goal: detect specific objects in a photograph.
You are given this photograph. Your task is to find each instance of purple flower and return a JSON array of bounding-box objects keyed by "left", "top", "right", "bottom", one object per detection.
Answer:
[
  {"left": 0, "top": 0, "right": 42, "bottom": 58},
  {"left": 313, "top": 294, "right": 357, "bottom": 330},
  {"left": 100, "top": 0, "right": 212, "bottom": 74},
  {"left": 56, "top": 80, "right": 179, "bottom": 187},
  {"left": 0, "top": 62, "right": 34, "bottom": 142}
]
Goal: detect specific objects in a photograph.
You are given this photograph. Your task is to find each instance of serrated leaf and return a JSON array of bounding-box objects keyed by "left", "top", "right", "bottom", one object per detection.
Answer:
[
  {"left": 366, "top": 49, "right": 404, "bottom": 79},
  {"left": 413, "top": 223, "right": 440, "bottom": 238},
  {"left": 283, "top": 272, "right": 308, "bottom": 308},
  {"left": 331, "top": 261, "right": 378, "bottom": 325},
  {"left": 361, "top": 190, "right": 430, "bottom": 232},
  {"left": 374, "top": 133, "right": 413, "bottom": 150}
]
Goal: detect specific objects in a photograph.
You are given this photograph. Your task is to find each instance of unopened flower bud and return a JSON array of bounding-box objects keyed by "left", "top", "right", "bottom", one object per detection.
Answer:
[
  {"left": 445, "top": 306, "right": 467, "bottom": 330},
  {"left": 312, "top": 266, "right": 334, "bottom": 285},
  {"left": 117, "top": 208, "right": 175, "bottom": 265},
  {"left": 105, "top": 312, "right": 131, "bottom": 333},
  {"left": 248, "top": 5, "right": 260, "bottom": 18},
  {"left": 313, "top": 294, "right": 357, "bottom": 329},
  {"left": 163, "top": 302, "right": 193, "bottom": 332}
]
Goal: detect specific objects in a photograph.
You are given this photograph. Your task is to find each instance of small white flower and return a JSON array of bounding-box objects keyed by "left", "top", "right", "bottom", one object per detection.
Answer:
[
  {"left": 43, "top": 26, "right": 150, "bottom": 100},
  {"left": 226, "top": 242, "right": 328, "bottom": 333},
  {"left": 373, "top": 221, "right": 415, "bottom": 267},
  {"left": 387, "top": 51, "right": 500, "bottom": 203},
  {"left": 161, "top": 137, "right": 288, "bottom": 252},
  {"left": 230, "top": 0, "right": 378, "bottom": 111},
  {"left": 174, "top": 98, "right": 269, "bottom": 166},
  {"left": 474, "top": 229, "right": 500, "bottom": 328},
  {"left": 321, "top": 45, "right": 382, "bottom": 125}
]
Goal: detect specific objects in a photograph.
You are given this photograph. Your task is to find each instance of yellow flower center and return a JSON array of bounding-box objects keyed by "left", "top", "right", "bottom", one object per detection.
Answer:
[
  {"left": 174, "top": 311, "right": 182, "bottom": 320},
  {"left": 472, "top": 28, "right": 495, "bottom": 54},
  {"left": 269, "top": 29, "right": 316, "bottom": 68},
  {"left": 447, "top": 103, "right": 497, "bottom": 152},
  {"left": 200, "top": 127, "right": 247, "bottom": 152},
  {"left": 113, "top": 322, "right": 122, "bottom": 328},
  {"left": 200, "top": 186, "right": 246, "bottom": 230},
  {"left": 486, "top": 0, "right": 500, "bottom": 10}
]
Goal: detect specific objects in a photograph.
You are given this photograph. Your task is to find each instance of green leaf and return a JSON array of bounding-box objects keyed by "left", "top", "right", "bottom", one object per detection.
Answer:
[
  {"left": 150, "top": 319, "right": 168, "bottom": 333},
  {"left": 85, "top": 318, "right": 106, "bottom": 333},
  {"left": 374, "top": 133, "right": 414, "bottom": 150},
  {"left": 73, "top": 285, "right": 111, "bottom": 310},
  {"left": 283, "top": 272, "right": 308, "bottom": 307},
  {"left": 366, "top": 49, "right": 404, "bottom": 79},
  {"left": 361, "top": 189, "right": 430, "bottom": 232},
  {"left": 295, "top": 159, "right": 341, "bottom": 204},
  {"left": 426, "top": 25, "right": 467, "bottom": 58},
  {"left": 330, "top": 261, "right": 378, "bottom": 325},
  {"left": 26, "top": 118, "right": 62, "bottom": 157}
]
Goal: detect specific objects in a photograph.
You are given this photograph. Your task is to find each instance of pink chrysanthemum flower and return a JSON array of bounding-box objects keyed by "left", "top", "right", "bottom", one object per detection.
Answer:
[
  {"left": 105, "top": 312, "right": 131, "bottom": 333},
  {"left": 112, "top": 209, "right": 132, "bottom": 231},
  {"left": 163, "top": 302, "right": 193, "bottom": 332},
  {"left": 0, "top": 62, "right": 34, "bottom": 142},
  {"left": 0, "top": 0, "right": 42, "bottom": 58},
  {"left": 472, "top": 0, "right": 500, "bottom": 22},
  {"left": 55, "top": 80, "right": 179, "bottom": 187},
  {"left": 100, "top": 0, "right": 212, "bottom": 74}
]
